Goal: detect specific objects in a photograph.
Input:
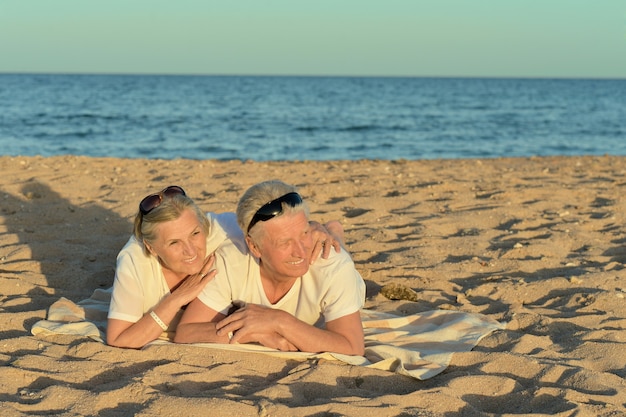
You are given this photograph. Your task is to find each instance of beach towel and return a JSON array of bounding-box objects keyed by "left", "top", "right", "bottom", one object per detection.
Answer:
[{"left": 31, "top": 289, "right": 504, "bottom": 380}]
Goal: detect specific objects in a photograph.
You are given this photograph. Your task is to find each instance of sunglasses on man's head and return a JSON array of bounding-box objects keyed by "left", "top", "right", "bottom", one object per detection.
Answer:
[
  {"left": 139, "top": 185, "right": 186, "bottom": 215},
  {"left": 246, "top": 192, "right": 303, "bottom": 233}
]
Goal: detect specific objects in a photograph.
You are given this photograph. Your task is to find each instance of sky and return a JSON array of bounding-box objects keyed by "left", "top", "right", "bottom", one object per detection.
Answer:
[{"left": 1, "top": 0, "right": 624, "bottom": 79}]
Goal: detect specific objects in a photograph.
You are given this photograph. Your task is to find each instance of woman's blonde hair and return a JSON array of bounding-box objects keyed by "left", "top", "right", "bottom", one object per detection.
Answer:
[{"left": 133, "top": 193, "right": 210, "bottom": 255}]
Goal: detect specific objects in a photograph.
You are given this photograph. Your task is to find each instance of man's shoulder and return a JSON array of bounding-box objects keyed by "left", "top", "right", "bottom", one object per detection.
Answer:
[
  {"left": 307, "top": 248, "right": 361, "bottom": 283},
  {"left": 310, "top": 248, "right": 354, "bottom": 270}
]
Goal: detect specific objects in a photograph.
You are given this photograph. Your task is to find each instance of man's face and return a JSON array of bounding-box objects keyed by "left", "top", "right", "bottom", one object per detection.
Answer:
[{"left": 256, "top": 210, "right": 313, "bottom": 282}]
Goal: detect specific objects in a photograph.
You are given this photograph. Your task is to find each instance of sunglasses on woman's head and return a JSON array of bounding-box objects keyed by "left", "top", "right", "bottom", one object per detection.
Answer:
[
  {"left": 246, "top": 192, "right": 303, "bottom": 233},
  {"left": 139, "top": 185, "right": 186, "bottom": 215}
]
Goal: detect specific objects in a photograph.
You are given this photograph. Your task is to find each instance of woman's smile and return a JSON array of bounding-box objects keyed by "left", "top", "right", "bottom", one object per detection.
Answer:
[{"left": 184, "top": 254, "right": 198, "bottom": 263}]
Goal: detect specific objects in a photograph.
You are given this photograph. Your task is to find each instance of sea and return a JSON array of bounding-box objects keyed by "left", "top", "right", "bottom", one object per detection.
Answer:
[{"left": 1, "top": 74, "right": 625, "bottom": 161}]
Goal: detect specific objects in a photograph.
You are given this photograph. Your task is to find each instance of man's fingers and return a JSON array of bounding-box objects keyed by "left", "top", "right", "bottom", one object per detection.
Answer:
[{"left": 215, "top": 320, "right": 234, "bottom": 335}]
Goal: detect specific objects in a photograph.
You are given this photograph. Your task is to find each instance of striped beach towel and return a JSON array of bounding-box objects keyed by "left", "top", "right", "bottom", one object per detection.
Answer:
[{"left": 32, "top": 289, "right": 504, "bottom": 380}]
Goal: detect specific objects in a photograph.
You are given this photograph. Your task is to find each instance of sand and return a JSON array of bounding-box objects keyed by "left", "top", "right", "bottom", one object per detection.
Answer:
[{"left": 1, "top": 154, "right": 625, "bottom": 417}]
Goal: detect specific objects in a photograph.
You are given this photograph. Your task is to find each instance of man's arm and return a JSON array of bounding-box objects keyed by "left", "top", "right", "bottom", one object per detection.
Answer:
[
  {"left": 216, "top": 305, "right": 364, "bottom": 355},
  {"left": 173, "top": 297, "right": 230, "bottom": 344},
  {"left": 281, "top": 310, "right": 364, "bottom": 355}
]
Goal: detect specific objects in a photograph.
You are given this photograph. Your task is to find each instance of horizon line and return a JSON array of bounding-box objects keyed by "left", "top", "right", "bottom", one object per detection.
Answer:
[{"left": 1, "top": 71, "right": 625, "bottom": 81}]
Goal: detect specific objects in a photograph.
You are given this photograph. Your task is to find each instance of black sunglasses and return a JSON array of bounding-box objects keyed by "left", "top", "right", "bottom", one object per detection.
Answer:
[
  {"left": 247, "top": 192, "right": 303, "bottom": 233},
  {"left": 139, "top": 185, "right": 186, "bottom": 215}
]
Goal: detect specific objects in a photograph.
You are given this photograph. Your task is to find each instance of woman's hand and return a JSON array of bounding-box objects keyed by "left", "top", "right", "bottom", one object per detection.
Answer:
[
  {"left": 308, "top": 220, "right": 344, "bottom": 263},
  {"left": 172, "top": 254, "right": 216, "bottom": 307}
]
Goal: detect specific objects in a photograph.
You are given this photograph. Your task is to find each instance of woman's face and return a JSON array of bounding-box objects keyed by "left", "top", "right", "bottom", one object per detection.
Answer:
[{"left": 145, "top": 209, "right": 207, "bottom": 279}]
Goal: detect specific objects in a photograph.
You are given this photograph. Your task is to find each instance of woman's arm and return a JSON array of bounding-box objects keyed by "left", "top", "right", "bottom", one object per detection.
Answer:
[
  {"left": 308, "top": 220, "right": 345, "bottom": 262},
  {"left": 107, "top": 255, "right": 216, "bottom": 349},
  {"left": 173, "top": 297, "right": 230, "bottom": 344},
  {"left": 106, "top": 292, "right": 184, "bottom": 349}
]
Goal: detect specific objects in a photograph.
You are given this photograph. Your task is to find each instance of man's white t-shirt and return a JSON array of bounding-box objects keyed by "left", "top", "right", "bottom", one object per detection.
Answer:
[{"left": 198, "top": 236, "right": 365, "bottom": 328}]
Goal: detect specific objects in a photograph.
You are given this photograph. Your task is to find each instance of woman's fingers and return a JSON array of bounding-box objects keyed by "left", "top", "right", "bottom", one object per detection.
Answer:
[
  {"left": 308, "top": 220, "right": 343, "bottom": 263},
  {"left": 198, "top": 253, "right": 215, "bottom": 277}
]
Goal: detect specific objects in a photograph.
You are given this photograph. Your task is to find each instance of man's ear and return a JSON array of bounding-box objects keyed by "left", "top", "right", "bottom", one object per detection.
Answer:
[{"left": 245, "top": 235, "right": 262, "bottom": 259}]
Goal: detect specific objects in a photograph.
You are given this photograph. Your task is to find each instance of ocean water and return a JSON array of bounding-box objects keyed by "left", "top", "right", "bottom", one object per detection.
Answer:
[{"left": 1, "top": 74, "right": 625, "bottom": 161}]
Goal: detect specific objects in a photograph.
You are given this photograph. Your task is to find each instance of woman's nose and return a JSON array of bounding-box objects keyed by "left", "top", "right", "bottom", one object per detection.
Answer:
[{"left": 182, "top": 240, "right": 195, "bottom": 256}]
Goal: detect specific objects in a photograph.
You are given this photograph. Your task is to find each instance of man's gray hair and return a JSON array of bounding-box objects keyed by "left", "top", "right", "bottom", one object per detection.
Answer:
[{"left": 237, "top": 180, "right": 309, "bottom": 238}]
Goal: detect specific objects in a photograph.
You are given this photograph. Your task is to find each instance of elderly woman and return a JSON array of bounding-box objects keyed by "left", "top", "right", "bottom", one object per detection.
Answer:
[
  {"left": 175, "top": 180, "right": 365, "bottom": 356},
  {"left": 106, "top": 185, "right": 341, "bottom": 349}
]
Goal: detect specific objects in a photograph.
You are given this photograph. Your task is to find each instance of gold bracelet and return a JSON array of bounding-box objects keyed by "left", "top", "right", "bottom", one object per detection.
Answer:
[{"left": 150, "top": 310, "right": 168, "bottom": 331}]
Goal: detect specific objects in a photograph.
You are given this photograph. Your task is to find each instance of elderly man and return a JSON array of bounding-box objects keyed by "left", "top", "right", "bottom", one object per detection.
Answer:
[{"left": 175, "top": 180, "right": 365, "bottom": 355}]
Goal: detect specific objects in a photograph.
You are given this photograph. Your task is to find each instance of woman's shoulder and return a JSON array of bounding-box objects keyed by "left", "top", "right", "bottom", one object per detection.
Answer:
[
  {"left": 118, "top": 235, "right": 143, "bottom": 256},
  {"left": 207, "top": 212, "right": 241, "bottom": 238},
  {"left": 116, "top": 236, "right": 151, "bottom": 264},
  {"left": 205, "top": 212, "right": 245, "bottom": 253}
]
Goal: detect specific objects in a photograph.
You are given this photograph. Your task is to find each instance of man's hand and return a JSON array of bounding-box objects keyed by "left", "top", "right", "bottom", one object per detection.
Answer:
[
  {"left": 253, "top": 332, "right": 298, "bottom": 351},
  {"left": 216, "top": 303, "right": 296, "bottom": 350}
]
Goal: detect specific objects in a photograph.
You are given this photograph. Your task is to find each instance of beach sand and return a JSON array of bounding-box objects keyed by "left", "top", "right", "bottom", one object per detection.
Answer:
[{"left": 1, "top": 155, "right": 626, "bottom": 416}]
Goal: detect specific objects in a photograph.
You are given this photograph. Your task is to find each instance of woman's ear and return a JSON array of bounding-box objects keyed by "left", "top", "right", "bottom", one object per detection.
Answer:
[
  {"left": 143, "top": 240, "right": 157, "bottom": 257},
  {"left": 245, "top": 235, "right": 262, "bottom": 259}
]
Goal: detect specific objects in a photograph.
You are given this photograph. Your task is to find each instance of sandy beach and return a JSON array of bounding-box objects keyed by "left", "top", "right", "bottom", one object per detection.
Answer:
[{"left": 1, "top": 154, "right": 626, "bottom": 416}]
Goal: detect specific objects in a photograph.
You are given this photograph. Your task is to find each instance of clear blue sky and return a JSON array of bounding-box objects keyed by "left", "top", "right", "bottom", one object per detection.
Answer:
[{"left": 1, "top": 0, "right": 624, "bottom": 78}]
